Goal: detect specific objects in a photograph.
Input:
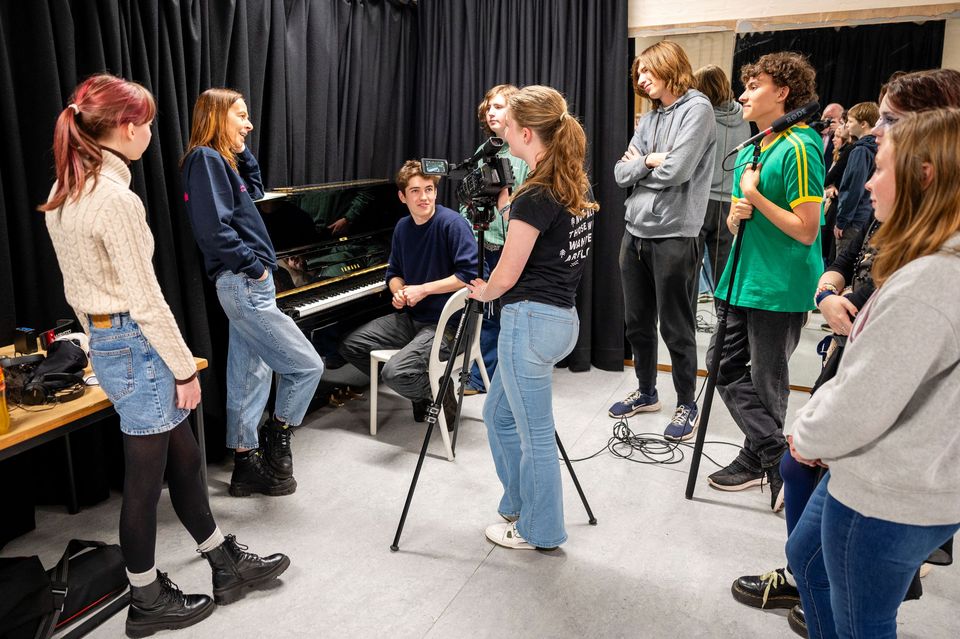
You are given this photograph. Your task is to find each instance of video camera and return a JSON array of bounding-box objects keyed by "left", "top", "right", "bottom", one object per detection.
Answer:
[
  {"left": 808, "top": 117, "right": 833, "bottom": 134},
  {"left": 421, "top": 137, "right": 516, "bottom": 226}
]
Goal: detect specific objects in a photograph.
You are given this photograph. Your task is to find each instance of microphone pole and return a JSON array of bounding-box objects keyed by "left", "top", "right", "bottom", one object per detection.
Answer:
[{"left": 684, "top": 140, "right": 762, "bottom": 500}]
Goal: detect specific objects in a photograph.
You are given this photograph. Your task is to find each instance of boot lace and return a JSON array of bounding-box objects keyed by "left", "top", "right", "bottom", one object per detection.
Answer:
[
  {"left": 224, "top": 535, "right": 261, "bottom": 563},
  {"left": 670, "top": 405, "right": 691, "bottom": 425},
  {"left": 156, "top": 571, "right": 187, "bottom": 605},
  {"left": 267, "top": 424, "right": 293, "bottom": 452},
  {"left": 759, "top": 569, "right": 785, "bottom": 607}
]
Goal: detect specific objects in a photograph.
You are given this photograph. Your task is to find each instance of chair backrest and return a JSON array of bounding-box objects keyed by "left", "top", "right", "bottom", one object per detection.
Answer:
[{"left": 428, "top": 287, "right": 479, "bottom": 386}]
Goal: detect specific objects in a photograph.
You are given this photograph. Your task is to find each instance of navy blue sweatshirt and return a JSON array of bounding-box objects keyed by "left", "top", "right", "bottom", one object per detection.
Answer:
[
  {"left": 386, "top": 205, "right": 478, "bottom": 324},
  {"left": 837, "top": 135, "right": 877, "bottom": 231},
  {"left": 181, "top": 146, "right": 277, "bottom": 281}
]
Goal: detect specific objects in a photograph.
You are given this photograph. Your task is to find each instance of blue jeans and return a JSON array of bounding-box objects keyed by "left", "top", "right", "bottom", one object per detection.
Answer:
[
  {"left": 215, "top": 271, "right": 324, "bottom": 449},
  {"left": 781, "top": 452, "right": 821, "bottom": 535},
  {"left": 482, "top": 301, "right": 578, "bottom": 548},
  {"left": 785, "top": 475, "right": 960, "bottom": 639}
]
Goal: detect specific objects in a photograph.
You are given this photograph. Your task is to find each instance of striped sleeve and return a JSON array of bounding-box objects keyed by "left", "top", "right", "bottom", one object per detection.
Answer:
[{"left": 783, "top": 130, "right": 825, "bottom": 209}]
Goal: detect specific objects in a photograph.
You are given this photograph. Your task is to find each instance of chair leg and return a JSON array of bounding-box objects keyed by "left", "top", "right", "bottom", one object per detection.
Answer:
[
  {"left": 437, "top": 402, "right": 455, "bottom": 462},
  {"left": 476, "top": 352, "right": 491, "bottom": 391},
  {"left": 370, "top": 359, "right": 379, "bottom": 436}
]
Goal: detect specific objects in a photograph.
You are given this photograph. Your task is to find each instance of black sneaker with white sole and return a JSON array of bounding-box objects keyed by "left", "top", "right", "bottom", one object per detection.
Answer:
[{"left": 707, "top": 459, "right": 764, "bottom": 491}]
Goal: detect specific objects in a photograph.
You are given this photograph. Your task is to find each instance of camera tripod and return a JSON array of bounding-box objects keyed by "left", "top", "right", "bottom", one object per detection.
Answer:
[
  {"left": 684, "top": 141, "right": 762, "bottom": 500},
  {"left": 390, "top": 204, "right": 597, "bottom": 551}
]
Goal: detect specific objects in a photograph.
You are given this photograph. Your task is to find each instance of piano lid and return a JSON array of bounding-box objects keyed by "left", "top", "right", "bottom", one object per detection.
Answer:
[{"left": 255, "top": 178, "right": 408, "bottom": 296}]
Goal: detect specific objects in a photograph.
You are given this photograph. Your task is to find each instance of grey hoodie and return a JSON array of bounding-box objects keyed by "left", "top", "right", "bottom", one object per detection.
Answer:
[
  {"left": 709, "top": 101, "right": 752, "bottom": 202},
  {"left": 614, "top": 89, "right": 716, "bottom": 238},
  {"left": 790, "top": 233, "right": 960, "bottom": 526}
]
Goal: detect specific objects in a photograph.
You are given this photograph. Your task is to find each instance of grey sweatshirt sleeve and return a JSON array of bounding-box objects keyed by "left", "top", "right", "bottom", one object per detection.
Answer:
[
  {"left": 614, "top": 127, "right": 649, "bottom": 188},
  {"left": 790, "top": 284, "right": 959, "bottom": 461},
  {"left": 617, "top": 104, "right": 716, "bottom": 192}
]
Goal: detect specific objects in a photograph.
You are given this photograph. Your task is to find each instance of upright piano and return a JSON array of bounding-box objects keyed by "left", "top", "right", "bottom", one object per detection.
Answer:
[{"left": 254, "top": 179, "right": 408, "bottom": 355}]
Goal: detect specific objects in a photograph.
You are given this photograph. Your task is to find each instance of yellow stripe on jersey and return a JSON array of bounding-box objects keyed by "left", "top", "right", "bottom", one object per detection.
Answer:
[{"left": 783, "top": 131, "right": 809, "bottom": 200}]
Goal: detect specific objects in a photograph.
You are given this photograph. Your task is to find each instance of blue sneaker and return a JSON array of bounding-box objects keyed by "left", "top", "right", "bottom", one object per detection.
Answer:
[
  {"left": 664, "top": 403, "right": 698, "bottom": 441},
  {"left": 608, "top": 389, "right": 661, "bottom": 418}
]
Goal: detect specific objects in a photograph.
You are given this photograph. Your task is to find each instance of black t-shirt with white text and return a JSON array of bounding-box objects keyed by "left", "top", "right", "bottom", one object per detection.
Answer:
[{"left": 501, "top": 188, "right": 595, "bottom": 309}]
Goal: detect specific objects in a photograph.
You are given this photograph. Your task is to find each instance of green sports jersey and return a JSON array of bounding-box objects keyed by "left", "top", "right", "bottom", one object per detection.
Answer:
[{"left": 715, "top": 124, "right": 825, "bottom": 312}]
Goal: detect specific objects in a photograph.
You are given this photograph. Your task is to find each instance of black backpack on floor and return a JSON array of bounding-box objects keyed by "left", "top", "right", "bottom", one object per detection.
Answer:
[{"left": 0, "top": 540, "right": 128, "bottom": 639}]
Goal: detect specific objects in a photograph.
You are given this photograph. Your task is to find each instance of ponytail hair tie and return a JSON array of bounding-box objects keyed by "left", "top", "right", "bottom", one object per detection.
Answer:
[{"left": 67, "top": 103, "right": 80, "bottom": 115}]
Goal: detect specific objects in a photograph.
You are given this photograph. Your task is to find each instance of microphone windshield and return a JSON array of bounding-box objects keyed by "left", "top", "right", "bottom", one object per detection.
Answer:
[{"left": 771, "top": 101, "right": 820, "bottom": 133}]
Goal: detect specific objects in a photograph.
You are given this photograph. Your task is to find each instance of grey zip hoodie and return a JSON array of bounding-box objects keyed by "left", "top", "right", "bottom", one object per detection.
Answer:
[
  {"left": 614, "top": 89, "right": 716, "bottom": 238},
  {"left": 709, "top": 101, "right": 752, "bottom": 202},
  {"left": 789, "top": 233, "right": 960, "bottom": 526}
]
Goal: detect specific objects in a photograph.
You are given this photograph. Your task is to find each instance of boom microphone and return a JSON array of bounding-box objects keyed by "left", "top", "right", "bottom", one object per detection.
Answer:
[{"left": 730, "top": 101, "right": 821, "bottom": 153}]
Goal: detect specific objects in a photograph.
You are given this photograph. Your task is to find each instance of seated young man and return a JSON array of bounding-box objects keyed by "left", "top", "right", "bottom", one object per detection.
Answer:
[
  {"left": 339, "top": 160, "right": 478, "bottom": 421},
  {"left": 706, "top": 52, "right": 824, "bottom": 508}
]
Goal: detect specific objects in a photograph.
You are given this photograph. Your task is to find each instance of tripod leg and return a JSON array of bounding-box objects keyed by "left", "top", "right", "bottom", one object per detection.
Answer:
[
  {"left": 555, "top": 432, "right": 597, "bottom": 525},
  {"left": 391, "top": 420, "right": 436, "bottom": 551}
]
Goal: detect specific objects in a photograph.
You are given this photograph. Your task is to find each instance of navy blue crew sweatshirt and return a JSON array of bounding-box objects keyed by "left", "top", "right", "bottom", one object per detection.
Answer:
[
  {"left": 386, "top": 205, "right": 478, "bottom": 324},
  {"left": 181, "top": 146, "right": 277, "bottom": 281},
  {"left": 836, "top": 134, "right": 877, "bottom": 232}
]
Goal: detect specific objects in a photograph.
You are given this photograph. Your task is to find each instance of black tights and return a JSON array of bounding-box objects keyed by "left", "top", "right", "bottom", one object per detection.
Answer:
[{"left": 120, "top": 421, "right": 217, "bottom": 573}]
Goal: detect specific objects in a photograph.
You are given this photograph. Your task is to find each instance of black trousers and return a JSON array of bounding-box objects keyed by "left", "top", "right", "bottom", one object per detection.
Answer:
[
  {"left": 619, "top": 232, "right": 700, "bottom": 406},
  {"left": 707, "top": 305, "right": 806, "bottom": 471}
]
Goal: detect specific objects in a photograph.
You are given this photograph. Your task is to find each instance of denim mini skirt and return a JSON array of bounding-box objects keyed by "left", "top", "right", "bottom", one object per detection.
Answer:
[{"left": 88, "top": 313, "right": 190, "bottom": 436}]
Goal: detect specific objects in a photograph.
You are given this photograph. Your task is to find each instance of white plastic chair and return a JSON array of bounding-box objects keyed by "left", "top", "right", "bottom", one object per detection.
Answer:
[{"left": 369, "top": 287, "right": 488, "bottom": 460}]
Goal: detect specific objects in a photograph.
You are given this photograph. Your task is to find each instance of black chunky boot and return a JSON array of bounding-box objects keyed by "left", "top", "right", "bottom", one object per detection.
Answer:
[
  {"left": 259, "top": 417, "right": 294, "bottom": 478},
  {"left": 201, "top": 535, "right": 290, "bottom": 605},
  {"left": 229, "top": 450, "right": 297, "bottom": 497},
  {"left": 125, "top": 571, "right": 214, "bottom": 638}
]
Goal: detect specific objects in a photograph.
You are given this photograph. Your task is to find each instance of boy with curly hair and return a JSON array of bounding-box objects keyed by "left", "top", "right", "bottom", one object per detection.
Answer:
[{"left": 706, "top": 52, "right": 824, "bottom": 506}]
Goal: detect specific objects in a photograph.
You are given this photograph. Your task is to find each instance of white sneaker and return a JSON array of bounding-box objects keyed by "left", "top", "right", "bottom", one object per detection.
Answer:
[{"left": 485, "top": 522, "right": 536, "bottom": 550}]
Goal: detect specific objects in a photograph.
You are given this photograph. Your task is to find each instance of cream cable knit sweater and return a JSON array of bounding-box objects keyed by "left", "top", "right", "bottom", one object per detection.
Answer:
[{"left": 45, "top": 151, "right": 196, "bottom": 380}]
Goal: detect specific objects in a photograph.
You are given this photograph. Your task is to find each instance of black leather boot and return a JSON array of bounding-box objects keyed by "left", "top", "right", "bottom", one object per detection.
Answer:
[
  {"left": 260, "top": 417, "right": 294, "bottom": 478},
  {"left": 229, "top": 450, "right": 296, "bottom": 497},
  {"left": 788, "top": 605, "right": 807, "bottom": 637},
  {"left": 125, "top": 571, "right": 214, "bottom": 638},
  {"left": 201, "top": 535, "right": 290, "bottom": 605}
]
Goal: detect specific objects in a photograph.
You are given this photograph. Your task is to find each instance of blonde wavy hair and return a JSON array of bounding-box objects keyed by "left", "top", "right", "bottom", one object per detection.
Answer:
[
  {"left": 871, "top": 108, "right": 960, "bottom": 286},
  {"left": 507, "top": 86, "right": 598, "bottom": 217}
]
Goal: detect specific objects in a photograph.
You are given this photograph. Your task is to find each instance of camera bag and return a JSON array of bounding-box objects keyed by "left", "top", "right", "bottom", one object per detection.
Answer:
[{"left": 0, "top": 540, "right": 128, "bottom": 639}]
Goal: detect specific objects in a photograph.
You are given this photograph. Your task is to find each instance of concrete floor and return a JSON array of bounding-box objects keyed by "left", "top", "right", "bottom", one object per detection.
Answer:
[{"left": 3, "top": 365, "right": 957, "bottom": 638}]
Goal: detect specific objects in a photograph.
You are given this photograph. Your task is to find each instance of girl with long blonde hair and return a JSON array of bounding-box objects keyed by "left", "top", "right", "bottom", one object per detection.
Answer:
[
  {"left": 786, "top": 108, "right": 960, "bottom": 637},
  {"left": 466, "top": 85, "right": 597, "bottom": 550}
]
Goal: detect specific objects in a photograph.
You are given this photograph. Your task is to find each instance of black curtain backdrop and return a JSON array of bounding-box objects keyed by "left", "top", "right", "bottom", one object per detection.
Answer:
[
  {"left": 416, "top": 0, "right": 629, "bottom": 372},
  {"left": 733, "top": 21, "right": 946, "bottom": 109},
  {"left": 0, "top": 0, "right": 627, "bottom": 485},
  {"left": 0, "top": 0, "right": 418, "bottom": 453}
]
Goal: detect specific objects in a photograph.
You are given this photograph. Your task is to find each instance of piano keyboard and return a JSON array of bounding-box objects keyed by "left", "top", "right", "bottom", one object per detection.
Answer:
[{"left": 281, "top": 270, "right": 387, "bottom": 319}]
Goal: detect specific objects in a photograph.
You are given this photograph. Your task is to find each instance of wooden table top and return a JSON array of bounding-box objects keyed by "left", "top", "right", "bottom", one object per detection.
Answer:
[{"left": 1, "top": 344, "right": 207, "bottom": 452}]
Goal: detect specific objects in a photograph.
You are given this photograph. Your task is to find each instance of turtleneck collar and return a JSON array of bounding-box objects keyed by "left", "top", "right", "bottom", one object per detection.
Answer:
[
  {"left": 100, "top": 145, "right": 131, "bottom": 165},
  {"left": 98, "top": 147, "right": 132, "bottom": 187}
]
